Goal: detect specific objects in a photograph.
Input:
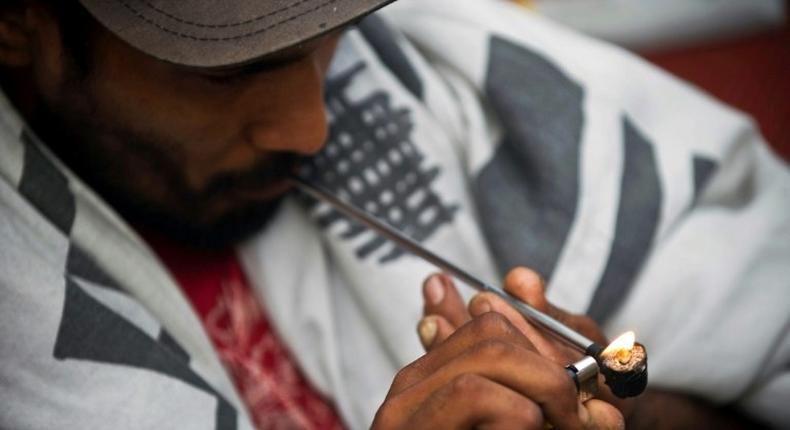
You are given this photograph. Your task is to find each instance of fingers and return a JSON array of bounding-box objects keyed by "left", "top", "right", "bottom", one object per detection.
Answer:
[
  {"left": 469, "top": 292, "right": 568, "bottom": 363},
  {"left": 498, "top": 267, "right": 625, "bottom": 413},
  {"left": 422, "top": 273, "right": 469, "bottom": 327},
  {"left": 418, "top": 273, "right": 470, "bottom": 351},
  {"left": 396, "top": 375, "right": 545, "bottom": 430},
  {"left": 503, "top": 267, "right": 549, "bottom": 312},
  {"left": 583, "top": 400, "right": 626, "bottom": 430},
  {"left": 397, "top": 268, "right": 624, "bottom": 430},
  {"left": 417, "top": 315, "right": 455, "bottom": 350},
  {"left": 397, "top": 313, "right": 582, "bottom": 429},
  {"left": 466, "top": 268, "right": 571, "bottom": 363},
  {"left": 397, "top": 312, "right": 537, "bottom": 392},
  {"left": 395, "top": 336, "right": 583, "bottom": 429},
  {"left": 502, "top": 267, "right": 608, "bottom": 346}
]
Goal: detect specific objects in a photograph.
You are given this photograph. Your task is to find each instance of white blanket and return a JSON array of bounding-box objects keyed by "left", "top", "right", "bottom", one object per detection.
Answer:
[
  {"left": 243, "top": 1, "right": 790, "bottom": 427},
  {"left": 1, "top": 1, "right": 788, "bottom": 429}
]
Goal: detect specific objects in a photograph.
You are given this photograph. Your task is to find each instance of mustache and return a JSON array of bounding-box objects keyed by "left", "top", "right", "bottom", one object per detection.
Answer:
[{"left": 198, "top": 152, "right": 305, "bottom": 200}]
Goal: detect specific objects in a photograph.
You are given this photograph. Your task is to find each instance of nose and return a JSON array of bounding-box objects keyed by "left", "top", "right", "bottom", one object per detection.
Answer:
[{"left": 242, "top": 54, "right": 329, "bottom": 156}]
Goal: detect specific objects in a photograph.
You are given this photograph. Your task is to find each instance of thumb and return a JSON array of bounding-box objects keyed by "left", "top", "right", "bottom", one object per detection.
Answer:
[
  {"left": 503, "top": 267, "right": 550, "bottom": 312},
  {"left": 503, "top": 267, "right": 607, "bottom": 345}
]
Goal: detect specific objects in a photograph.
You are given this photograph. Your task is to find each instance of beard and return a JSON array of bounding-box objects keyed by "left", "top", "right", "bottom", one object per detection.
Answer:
[{"left": 30, "top": 81, "right": 302, "bottom": 250}]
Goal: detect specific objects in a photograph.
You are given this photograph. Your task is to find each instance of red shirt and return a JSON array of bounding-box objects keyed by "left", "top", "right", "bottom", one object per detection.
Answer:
[{"left": 145, "top": 233, "right": 345, "bottom": 430}]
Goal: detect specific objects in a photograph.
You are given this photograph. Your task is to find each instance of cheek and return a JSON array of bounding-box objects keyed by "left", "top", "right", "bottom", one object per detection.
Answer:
[
  {"left": 88, "top": 71, "right": 251, "bottom": 189},
  {"left": 89, "top": 33, "right": 248, "bottom": 168},
  {"left": 96, "top": 77, "right": 238, "bottom": 149},
  {"left": 85, "top": 30, "right": 337, "bottom": 190}
]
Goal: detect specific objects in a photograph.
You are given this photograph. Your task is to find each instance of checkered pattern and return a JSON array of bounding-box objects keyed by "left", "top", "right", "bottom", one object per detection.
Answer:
[{"left": 301, "top": 63, "right": 458, "bottom": 263}]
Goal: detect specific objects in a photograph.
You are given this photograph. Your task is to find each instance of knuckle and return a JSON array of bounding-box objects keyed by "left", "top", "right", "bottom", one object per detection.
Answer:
[
  {"left": 372, "top": 398, "right": 401, "bottom": 429},
  {"left": 448, "top": 373, "right": 485, "bottom": 396},
  {"left": 519, "top": 402, "right": 545, "bottom": 429},
  {"left": 391, "top": 361, "right": 420, "bottom": 389},
  {"left": 473, "top": 338, "right": 515, "bottom": 361},
  {"left": 391, "top": 366, "right": 410, "bottom": 386},
  {"left": 473, "top": 311, "right": 515, "bottom": 337}
]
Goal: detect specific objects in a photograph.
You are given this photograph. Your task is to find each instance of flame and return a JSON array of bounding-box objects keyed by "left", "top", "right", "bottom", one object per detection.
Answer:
[{"left": 602, "top": 331, "right": 636, "bottom": 364}]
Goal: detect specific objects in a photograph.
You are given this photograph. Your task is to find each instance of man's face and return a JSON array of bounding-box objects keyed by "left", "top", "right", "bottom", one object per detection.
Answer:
[{"left": 31, "top": 9, "right": 341, "bottom": 247}]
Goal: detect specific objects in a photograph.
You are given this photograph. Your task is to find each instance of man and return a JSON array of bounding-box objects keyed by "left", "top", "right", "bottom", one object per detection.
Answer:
[{"left": 1, "top": 0, "right": 788, "bottom": 429}]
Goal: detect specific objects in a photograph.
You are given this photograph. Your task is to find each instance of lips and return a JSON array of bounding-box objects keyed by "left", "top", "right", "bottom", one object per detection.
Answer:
[{"left": 199, "top": 153, "right": 304, "bottom": 201}]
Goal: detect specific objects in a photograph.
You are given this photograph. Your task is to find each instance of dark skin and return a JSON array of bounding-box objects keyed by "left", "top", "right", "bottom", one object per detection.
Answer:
[
  {"left": 0, "top": 2, "right": 759, "bottom": 428},
  {"left": 1, "top": 1, "right": 339, "bottom": 247},
  {"left": 413, "top": 269, "right": 761, "bottom": 429}
]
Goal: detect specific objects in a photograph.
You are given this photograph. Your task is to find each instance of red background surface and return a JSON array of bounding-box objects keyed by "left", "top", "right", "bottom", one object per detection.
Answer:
[{"left": 644, "top": 19, "right": 789, "bottom": 161}]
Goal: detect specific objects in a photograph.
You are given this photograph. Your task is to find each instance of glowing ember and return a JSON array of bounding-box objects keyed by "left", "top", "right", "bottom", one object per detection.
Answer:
[{"left": 602, "top": 331, "right": 636, "bottom": 364}]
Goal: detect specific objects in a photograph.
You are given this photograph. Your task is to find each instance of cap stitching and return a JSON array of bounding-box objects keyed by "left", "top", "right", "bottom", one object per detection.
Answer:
[
  {"left": 119, "top": 0, "right": 341, "bottom": 41},
  {"left": 142, "top": 0, "right": 315, "bottom": 28}
]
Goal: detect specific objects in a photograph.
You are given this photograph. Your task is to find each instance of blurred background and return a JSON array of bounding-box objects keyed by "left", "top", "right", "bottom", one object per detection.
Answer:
[{"left": 519, "top": 0, "right": 789, "bottom": 160}]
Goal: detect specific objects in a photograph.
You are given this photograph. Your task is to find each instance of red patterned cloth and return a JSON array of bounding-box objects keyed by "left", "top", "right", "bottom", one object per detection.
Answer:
[{"left": 144, "top": 233, "right": 345, "bottom": 430}]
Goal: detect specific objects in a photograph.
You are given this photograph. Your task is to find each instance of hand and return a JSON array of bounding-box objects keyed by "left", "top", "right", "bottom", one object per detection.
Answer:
[
  {"left": 402, "top": 267, "right": 626, "bottom": 428},
  {"left": 407, "top": 268, "right": 759, "bottom": 429},
  {"left": 418, "top": 268, "right": 607, "bottom": 360},
  {"left": 373, "top": 311, "right": 619, "bottom": 429}
]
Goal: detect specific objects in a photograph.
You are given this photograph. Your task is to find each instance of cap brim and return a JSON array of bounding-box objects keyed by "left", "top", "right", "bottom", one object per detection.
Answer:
[{"left": 78, "top": 0, "right": 396, "bottom": 68}]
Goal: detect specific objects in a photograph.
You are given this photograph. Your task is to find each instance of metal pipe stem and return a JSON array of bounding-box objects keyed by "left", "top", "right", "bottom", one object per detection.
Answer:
[{"left": 291, "top": 177, "right": 600, "bottom": 353}]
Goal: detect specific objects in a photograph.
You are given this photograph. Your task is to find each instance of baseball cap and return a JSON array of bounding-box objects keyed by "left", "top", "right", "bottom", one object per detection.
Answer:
[{"left": 77, "top": 0, "right": 397, "bottom": 68}]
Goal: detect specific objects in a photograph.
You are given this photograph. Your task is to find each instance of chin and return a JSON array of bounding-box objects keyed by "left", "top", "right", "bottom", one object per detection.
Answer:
[{"left": 125, "top": 193, "right": 288, "bottom": 250}]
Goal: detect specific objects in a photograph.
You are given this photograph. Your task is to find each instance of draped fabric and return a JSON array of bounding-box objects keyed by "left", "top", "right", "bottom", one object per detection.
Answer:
[{"left": 2, "top": 1, "right": 789, "bottom": 429}]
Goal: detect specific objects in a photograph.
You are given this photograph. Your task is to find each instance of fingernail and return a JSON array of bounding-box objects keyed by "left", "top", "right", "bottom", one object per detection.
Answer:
[
  {"left": 418, "top": 317, "right": 437, "bottom": 347},
  {"left": 424, "top": 276, "right": 445, "bottom": 305}
]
